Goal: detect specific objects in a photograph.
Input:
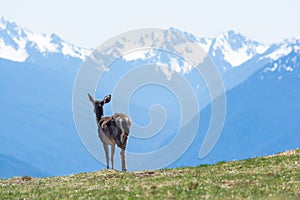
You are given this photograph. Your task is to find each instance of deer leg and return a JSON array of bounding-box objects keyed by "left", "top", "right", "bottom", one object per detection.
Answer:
[
  {"left": 103, "top": 143, "right": 109, "bottom": 169},
  {"left": 111, "top": 144, "right": 115, "bottom": 170},
  {"left": 120, "top": 148, "right": 127, "bottom": 172}
]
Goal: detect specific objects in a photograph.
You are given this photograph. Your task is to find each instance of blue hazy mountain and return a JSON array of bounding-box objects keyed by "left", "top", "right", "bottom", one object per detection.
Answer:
[
  {"left": 0, "top": 16, "right": 299, "bottom": 178},
  {"left": 171, "top": 47, "right": 300, "bottom": 167},
  {"left": 0, "top": 154, "right": 48, "bottom": 178},
  {"left": 0, "top": 58, "right": 101, "bottom": 178}
]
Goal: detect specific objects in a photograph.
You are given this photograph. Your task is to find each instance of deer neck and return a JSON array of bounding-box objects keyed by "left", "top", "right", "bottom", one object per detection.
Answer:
[{"left": 95, "top": 107, "right": 104, "bottom": 124}]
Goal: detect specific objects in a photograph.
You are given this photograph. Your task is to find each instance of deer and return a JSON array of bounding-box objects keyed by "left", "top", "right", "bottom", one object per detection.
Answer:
[{"left": 88, "top": 93, "right": 131, "bottom": 172}]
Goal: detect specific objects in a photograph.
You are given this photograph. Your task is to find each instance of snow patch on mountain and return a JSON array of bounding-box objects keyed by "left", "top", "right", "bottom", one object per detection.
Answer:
[
  {"left": 123, "top": 50, "right": 149, "bottom": 62},
  {"left": 263, "top": 37, "right": 300, "bottom": 62},
  {"left": 211, "top": 31, "right": 269, "bottom": 67},
  {"left": 222, "top": 42, "right": 252, "bottom": 67},
  {"left": 265, "top": 44, "right": 292, "bottom": 60},
  {"left": 0, "top": 37, "right": 28, "bottom": 62},
  {"left": 26, "top": 31, "right": 59, "bottom": 53},
  {"left": 261, "top": 38, "right": 300, "bottom": 77},
  {"left": 61, "top": 42, "right": 91, "bottom": 59}
]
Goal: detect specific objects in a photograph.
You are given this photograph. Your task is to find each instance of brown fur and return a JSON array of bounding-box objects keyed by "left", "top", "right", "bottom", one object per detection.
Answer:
[{"left": 88, "top": 93, "right": 131, "bottom": 171}]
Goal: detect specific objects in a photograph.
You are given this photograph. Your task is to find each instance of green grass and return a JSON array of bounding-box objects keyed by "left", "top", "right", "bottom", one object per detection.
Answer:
[{"left": 1, "top": 149, "right": 299, "bottom": 199}]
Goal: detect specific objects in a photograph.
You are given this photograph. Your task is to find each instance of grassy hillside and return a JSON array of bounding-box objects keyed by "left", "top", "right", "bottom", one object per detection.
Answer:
[{"left": 0, "top": 150, "right": 299, "bottom": 200}]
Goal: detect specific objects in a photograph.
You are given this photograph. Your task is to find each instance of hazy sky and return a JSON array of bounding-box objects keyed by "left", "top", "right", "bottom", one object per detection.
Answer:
[{"left": 1, "top": 0, "right": 300, "bottom": 48}]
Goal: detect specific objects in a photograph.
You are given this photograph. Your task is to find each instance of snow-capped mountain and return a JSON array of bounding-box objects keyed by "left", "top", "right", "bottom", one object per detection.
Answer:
[
  {"left": 121, "top": 29, "right": 265, "bottom": 71},
  {"left": 0, "top": 16, "right": 91, "bottom": 63},
  {"left": 205, "top": 30, "right": 269, "bottom": 68},
  {"left": 0, "top": 16, "right": 299, "bottom": 178},
  {"left": 120, "top": 27, "right": 297, "bottom": 82},
  {"left": 262, "top": 37, "right": 300, "bottom": 76},
  {"left": 1, "top": 15, "right": 298, "bottom": 76}
]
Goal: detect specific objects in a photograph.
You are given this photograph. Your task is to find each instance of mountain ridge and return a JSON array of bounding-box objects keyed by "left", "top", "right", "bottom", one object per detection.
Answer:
[{"left": 1, "top": 16, "right": 299, "bottom": 72}]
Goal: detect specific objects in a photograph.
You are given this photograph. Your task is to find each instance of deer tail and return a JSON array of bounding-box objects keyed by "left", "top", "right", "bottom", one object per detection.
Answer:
[
  {"left": 121, "top": 119, "right": 131, "bottom": 135},
  {"left": 113, "top": 114, "right": 131, "bottom": 135}
]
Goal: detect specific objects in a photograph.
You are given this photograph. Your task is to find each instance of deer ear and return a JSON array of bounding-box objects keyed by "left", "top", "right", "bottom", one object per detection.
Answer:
[
  {"left": 103, "top": 94, "right": 111, "bottom": 104},
  {"left": 88, "top": 93, "right": 95, "bottom": 104}
]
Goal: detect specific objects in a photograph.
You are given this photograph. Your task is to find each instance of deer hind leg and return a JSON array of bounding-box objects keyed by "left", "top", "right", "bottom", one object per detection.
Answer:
[
  {"left": 120, "top": 133, "right": 128, "bottom": 172},
  {"left": 103, "top": 143, "right": 109, "bottom": 169},
  {"left": 120, "top": 148, "right": 127, "bottom": 172},
  {"left": 111, "top": 144, "right": 115, "bottom": 170}
]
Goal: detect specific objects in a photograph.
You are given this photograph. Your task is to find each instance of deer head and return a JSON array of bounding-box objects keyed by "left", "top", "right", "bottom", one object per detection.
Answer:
[{"left": 88, "top": 93, "right": 111, "bottom": 122}]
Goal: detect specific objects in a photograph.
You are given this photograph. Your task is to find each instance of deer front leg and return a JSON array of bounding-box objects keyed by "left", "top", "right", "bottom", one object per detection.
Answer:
[
  {"left": 103, "top": 143, "right": 109, "bottom": 169},
  {"left": 111, "top": 144, "right": 115, "bottom": 170},
  {"left": 120, "top": 148, "right": 127, "bottom": 172}
]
